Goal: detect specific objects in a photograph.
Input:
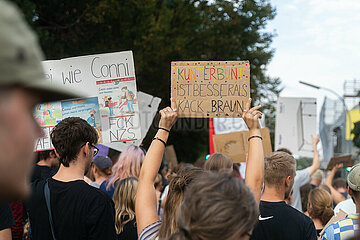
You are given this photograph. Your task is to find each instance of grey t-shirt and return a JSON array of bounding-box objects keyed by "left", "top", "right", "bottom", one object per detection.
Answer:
[{"left": 291, "top": 168, "right": 310, "bottom": 212}]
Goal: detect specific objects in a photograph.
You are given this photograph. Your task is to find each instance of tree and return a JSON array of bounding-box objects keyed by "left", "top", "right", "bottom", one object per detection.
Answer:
[
  {"left": 16, "top": 0, "right": 280, "bottom": 162},
  {"left": 352, "top": 121, "right": 360, "bottom": 150}
]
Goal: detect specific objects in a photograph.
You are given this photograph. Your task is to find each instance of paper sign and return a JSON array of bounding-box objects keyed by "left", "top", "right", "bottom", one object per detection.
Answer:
[
  {"left": 213, "top": 116, "right": 266, "bottom": 135},
  {"left": 35, "top": 51, "right": 142, "bottom": 151},
  {"left": 326, "top": 154, "right": 354, "bottom": 170},
  {"left": 213, "top": 128, "right": 272, "bottom": 163},
  {"left": 103, "top": 91, "right": 162, "bottom": 152},
  {"left": 275, "top": 97, "right": 317, "bottom": 158},
  {"left": 171, "top": 61, "right": 250, "bottom": 118}
]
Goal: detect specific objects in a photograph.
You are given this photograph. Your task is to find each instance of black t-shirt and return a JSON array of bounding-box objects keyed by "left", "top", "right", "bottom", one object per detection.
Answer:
[
  {"left": 0, "top": 204, "right": 15, "bottom": 231},
  {"left": 31, "top": 165, "right": 58, "bottom": 183},
  {"left": 251, "top": 201, "right": 317, "bottom": 240},
  {"left": 28, "top": 178, "right": 116, "bottom": 240},
  {"left": 117, "top": 216, "right": 137, "bottom": 240}
]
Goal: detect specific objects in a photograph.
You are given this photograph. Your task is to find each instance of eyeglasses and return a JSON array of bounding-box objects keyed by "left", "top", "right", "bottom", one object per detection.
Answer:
[{"left": 80, "top": 142, "right": 99, "bottom": 156}]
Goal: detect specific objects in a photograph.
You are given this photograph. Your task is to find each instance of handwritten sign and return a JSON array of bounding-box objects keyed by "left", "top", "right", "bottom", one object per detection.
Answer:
[
  {"left": 171, "top": 61, "right": 250, "bottom": 118},
  {"left": 326, "top": 154, "right": 354, "bottom": 170},
  {"left": 213, "top": 128, "right": 272, "bottom": 163}
]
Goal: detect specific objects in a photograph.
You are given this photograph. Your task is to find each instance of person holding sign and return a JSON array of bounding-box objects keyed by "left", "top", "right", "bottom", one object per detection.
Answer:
[{"left": 0, "top": 1, "right": 80, "bottom": 202}]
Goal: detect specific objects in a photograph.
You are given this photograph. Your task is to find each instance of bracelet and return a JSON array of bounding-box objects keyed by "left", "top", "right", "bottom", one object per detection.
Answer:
[
  {"left": 158, "top": 127, "right": 170, "bottom": 133},
  {"left": 153, "top": 137, "right": 166, "bottom": 147},
  {"left": 248, "top": 135, "right": 263, "bottom": 141}
]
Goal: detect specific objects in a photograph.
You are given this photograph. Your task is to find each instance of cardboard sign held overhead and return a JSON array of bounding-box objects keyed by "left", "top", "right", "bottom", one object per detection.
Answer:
[
  {"left": 326, "top": 154, "right": 354, "bottom": 170},
  {"left": 213, "top": 128, "right": 272, "bottom": 163},
  {"left": 171, "top": 61, "right": 250, "bottom": 118}
]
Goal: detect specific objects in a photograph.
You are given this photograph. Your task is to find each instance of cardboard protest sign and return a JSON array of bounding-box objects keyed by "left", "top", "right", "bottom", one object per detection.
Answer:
[
  {"left": 35, "top": 51, "right": 141, "bottom": 151},
  {"left": 213, "top": 128, "right": 272, "bottom": 163},
  {"left": 171, "top": 61, "right": 250, "bottom": 118},
  {"left": 326, "top": 154, "right": 354, "bottom": 170},
  {"left": 275, "top": 97, "right": 317, "bottom": 158}
]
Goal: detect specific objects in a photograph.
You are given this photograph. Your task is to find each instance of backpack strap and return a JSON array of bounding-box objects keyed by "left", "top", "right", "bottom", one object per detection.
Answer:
[{"left": 44, "top": 179, "right": 57, "bottom": 240}]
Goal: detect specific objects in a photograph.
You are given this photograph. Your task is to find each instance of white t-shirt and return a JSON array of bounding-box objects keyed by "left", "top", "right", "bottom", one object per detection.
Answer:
[
  {"left": 291, "top": 168, "right": 310, "bottom": 212},
  {"left": 334, "top": 198, "right": 356, "bottom": 215}
]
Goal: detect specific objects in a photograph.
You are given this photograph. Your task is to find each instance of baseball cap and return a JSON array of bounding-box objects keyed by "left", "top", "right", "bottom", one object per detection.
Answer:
[
  {"left": 347, "top": 164, "right": 360, "bottom": 191},
  {"left": 93, "top": 156, "right": 113, "bottom": 172},
  {"left": 0, "top": 0, "right": 81, "bottom": 102}
]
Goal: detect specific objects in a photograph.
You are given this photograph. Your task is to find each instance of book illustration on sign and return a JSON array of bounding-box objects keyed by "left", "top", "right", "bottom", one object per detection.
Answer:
[
  {"left": 87, "top": 109, "right": 97, "bottom": 127},
  {"left": 120, "top": 86, "right": 136, "bottom": 114},
  {"left": 34, "top": 102, "right": 62, "bottom": 127}
]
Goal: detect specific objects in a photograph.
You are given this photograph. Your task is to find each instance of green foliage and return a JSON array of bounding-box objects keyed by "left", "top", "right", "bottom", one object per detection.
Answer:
[
  {"left": 296, "top": 157, "right": 312, "bottom": 170},
  {"left": 16, "top": 0, "right": 280, "bottom": 162},
  {"left": 352, "top": 121, "right": 360, "bottom": 150}
]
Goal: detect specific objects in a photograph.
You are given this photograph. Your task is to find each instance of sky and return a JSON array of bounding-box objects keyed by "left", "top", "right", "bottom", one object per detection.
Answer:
[{"left": 265, "top": 0, "right": 360, "bottom": 111}]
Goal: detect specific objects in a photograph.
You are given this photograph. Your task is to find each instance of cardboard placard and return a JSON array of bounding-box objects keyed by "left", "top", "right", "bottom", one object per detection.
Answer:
[
  {"left": 171, "top": 61, "right": 250, "bottom": 118},
  {"left": 164, "top": 145, "right": 178, "bottom": 170},
  {"left": 326, "top": 154, "right": 354, "bottom": 170},
  {"left": 213, "top": 128, "right": 272, "bottom": 163}
]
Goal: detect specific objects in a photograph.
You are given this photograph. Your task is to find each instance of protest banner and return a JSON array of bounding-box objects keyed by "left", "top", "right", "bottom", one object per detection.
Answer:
[
  {"left": 326, "top": 154, "right": 354, "bottom": 170},
  {"left": 213, "top": 128, "right": 272, "bottom": 163},
  {"left": 275, "top": 97, "right": 317, "bottom": 158},
  {"left": 213, "top": 116, "right": 266, "bottom": 135},
  {"left": 35, "top": 51, "right": 142, "bottom": 151},
  {"left": 171, "top": 61, "right": 250, "bottom": 118}
]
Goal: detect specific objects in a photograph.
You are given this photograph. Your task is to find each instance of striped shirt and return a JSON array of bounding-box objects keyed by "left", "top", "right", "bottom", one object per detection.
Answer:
[
  {"left": 321, "top": 214, "right": 359, "bottom": 240},
  {"left": 138, "top": 221, "right": 161, "bottom": 240}
]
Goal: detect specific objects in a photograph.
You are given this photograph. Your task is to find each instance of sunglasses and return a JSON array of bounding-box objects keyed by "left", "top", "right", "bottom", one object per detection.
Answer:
[{"left": 80, "top": 142, "right": 99, "bottom": 156}]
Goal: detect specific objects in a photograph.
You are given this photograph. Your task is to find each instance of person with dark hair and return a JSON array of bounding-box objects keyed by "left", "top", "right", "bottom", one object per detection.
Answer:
[
  {"left": 251, "top": 151, "right": 317, "bottom": 240},
  {"left": 321, "top": 164, "right": 360, "bottom": 239},
  {"left": 31, "top": 150, "right": 59, "bottom": 182},
  {"left": 300, "top": 183, "right": 313, "bottom": 214},
  {"left": 28, "top": 117, "right": 116, "bottom": 240},
  {"left": 276, "top": 135, "right": 320, "bottom": 212}
]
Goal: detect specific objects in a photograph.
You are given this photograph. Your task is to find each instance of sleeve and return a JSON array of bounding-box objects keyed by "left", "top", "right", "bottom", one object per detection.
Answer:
[
  {"left": 295, "top": 169, "right": 311, "bottom": 187},
  {"left": 86, "top": 194, "right": 116, "bottom": 240},
  {"left": 304, "top": 218, "right": 317, "bottom": 240},
  {"left": 321, "top": 224, "right": 335, "bottom": 240},
  {"left": 0, "top": 203, "right": 15, "bottom": 231}
]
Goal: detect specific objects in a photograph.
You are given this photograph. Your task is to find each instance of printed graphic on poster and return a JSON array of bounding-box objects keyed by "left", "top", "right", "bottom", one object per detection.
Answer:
[
  {"left": 62, "top": 97, "right": 102, "bottom": 142},
  {"left": 34, "top": 102, "right": 62, "bottom": 127},
  {"left": 171, "top": 61, "right": 250, "bottom": 118}
]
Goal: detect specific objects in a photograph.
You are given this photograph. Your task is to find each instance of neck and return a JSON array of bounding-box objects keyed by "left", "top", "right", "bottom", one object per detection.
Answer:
[
  {"left": 261, "top": 185, "right": 286, "bottom": 202},
  {"left": 37, "top": 159, "right": 51, "bottom": 167},
  {"left": 95, "top": 176, "right": 107, "bottom": 185},
  {"left": 52, "top": 157, "right": 86, "bottom": 182},
  {"left": 311, "top": 218, "right": 324, "bottom": 230}
]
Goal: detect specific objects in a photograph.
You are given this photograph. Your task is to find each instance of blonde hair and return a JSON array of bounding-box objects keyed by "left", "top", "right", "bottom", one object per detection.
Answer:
[
  {"left": 308, "top": 188, "right": 334, "bottom": 226},
  {"left": 264, "top": 152, "right": 296, "bottom": 186},
  {"left": 107, "top": 145, "right": 145, "bottom": 190},
  {"left": 113, "top": 177, "right": 138, "bottom": 234},
  {"left": 158, "top": 166, "right": 204, "bottom": 240},
  {"left": 169, "top": 172, "right": 258, "bottom": 240},
  {"left": 204, "top": 153, "right": 232, "bottom": 172}
]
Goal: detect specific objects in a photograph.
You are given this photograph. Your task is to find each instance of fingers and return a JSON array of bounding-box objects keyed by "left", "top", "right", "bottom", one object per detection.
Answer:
[
  {"left": 248, "top": 105, "right": 262, "bottom": 114},
  {"left": 244, "top": 98, "right": 252, "bottom": 112},
  {"left": 171, "top": 97, "right": 177, "bottom": 110}
]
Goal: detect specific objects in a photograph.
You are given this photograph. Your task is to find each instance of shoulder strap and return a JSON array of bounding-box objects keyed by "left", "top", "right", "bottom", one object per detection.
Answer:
[{"left": 44, "top": 179, "right": 57, "bottom": 240}]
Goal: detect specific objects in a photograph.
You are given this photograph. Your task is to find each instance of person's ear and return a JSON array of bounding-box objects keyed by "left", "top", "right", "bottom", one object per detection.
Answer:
[
  {"left": 49, "top": 151, "right": 56, "bottom": 159},
  {"left": 83, "top": 143, "right": 90, "bottom": 157},
  {"left": 54, "top": 149, "right": 60, "bottom": 159},
  {"left": 348, "top": 186, "right": 353, "bottom": 197},
  {"left": 285, "top": 176, "right": 291, "bottom": 187}
]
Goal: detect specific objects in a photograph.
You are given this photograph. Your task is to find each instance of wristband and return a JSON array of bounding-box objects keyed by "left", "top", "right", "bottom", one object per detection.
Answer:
[
  {"left": 158, "top": 127, "right": 170, "bottom": 133},
  {"left": 153, "top": 137, "right": 166, "bottom": 147},
  {"left": 248, "top": 135, "right": 263, "bottom": 141}
]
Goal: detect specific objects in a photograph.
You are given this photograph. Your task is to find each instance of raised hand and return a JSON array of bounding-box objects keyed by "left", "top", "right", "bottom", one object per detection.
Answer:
[
  {"left": 158, "top": 98, "right": 178, "bottom": 131},
  {"left": 242, "top": 98, "right": 262, "bottom": 131},
  {"left": 312, "top": 134, "right": 320, "bottom": 146}
]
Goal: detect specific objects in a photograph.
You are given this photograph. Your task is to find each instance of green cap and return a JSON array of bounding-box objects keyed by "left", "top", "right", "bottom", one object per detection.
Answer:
[
  {"left": 0, "top": 0, "right": 81, "bottom": 102},
  {"left": 347, "top": 163, "right": 360, "bottom": 191}
]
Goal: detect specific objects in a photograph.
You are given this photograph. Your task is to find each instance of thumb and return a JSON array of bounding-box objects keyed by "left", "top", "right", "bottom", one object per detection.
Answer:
[{"left": 171, "top": 97, "right": 177, "bottom": 110}]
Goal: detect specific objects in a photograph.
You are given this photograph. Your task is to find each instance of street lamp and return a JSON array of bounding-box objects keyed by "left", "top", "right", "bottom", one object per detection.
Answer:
[{"left": 299, "top": 80, "right": 352, "bottom": 146}]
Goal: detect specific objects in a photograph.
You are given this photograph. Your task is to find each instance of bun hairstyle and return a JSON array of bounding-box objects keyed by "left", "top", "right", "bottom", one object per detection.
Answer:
[
  {"left": 169, "top": 172, "right": 259, "bottom": 240},
  {"left": 308, "top": 188, "right": 334, "bottom": 226},
  {"left": 158, "top": 166, "right": 205, "bottom": 240}
]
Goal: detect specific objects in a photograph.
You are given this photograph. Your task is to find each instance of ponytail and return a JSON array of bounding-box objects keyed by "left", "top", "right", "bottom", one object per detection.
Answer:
[{"left": 169, "top": 229, "right": 192, "bottom": 240}]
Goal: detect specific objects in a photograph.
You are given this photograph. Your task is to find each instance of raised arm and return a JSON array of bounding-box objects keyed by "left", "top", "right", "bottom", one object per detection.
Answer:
[
  {"left": 324, "top": 164, "right": 346, "bottom": 204},
  {"left": 243, "top": 98, "right": 264, "bottom": 205},
  {"left": 136, "top": 98, "right": 178, "bottom": 235},
  {"left": 306, "top": 134, "right": 320, "bottom": 176}
]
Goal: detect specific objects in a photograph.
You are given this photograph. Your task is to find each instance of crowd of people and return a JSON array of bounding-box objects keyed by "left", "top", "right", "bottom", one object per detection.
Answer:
[{"left": 0, "top": 1, "right": 360, "bottom": 240}]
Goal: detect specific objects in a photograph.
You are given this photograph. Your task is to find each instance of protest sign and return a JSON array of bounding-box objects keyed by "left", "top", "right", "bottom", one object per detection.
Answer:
[
  {"left": 213, "top": 128, "right": 272, "bottom": 163},
  {"left": 35, "top": 51, "right": 142, "bottom": 151},
  {"left": 275, "top": 97, "right": 317, "bottom": 158},
  {"left": 171, "top": 61, "right": 250, "bottom": 118},
  {"left": 326, "top": 154, "right": 354, "bottom": 170},
  {"left": 213, "top": 116, "right": 266, "bottom": 135}
]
